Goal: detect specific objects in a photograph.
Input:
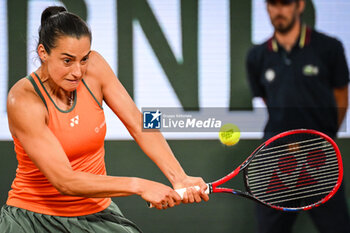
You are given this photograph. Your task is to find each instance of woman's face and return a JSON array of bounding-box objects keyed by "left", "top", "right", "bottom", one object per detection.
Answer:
[{"left": 40, "top": 36, "right": 91, "bottom": 92}]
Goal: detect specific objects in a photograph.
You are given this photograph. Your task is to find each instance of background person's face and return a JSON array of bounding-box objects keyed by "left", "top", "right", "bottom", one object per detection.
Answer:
[{"left": 267, "top": 2, "right": 301, "bottom": 34}]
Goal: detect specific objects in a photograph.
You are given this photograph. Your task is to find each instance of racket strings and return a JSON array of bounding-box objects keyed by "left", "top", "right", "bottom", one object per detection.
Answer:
[
  {"left": 261, "top": 180, "right": 337, "bottom": 203},
  {"left": 250, "top": 172, "right": 338, "bottom": 207},
  {"left": 258, "top": 137, "right": 321, "bottom": 152},
  {"left": 247, "top": 155, "right": 337, "bottom": 181},
  {"left": 248, "top": 148, "right": 335, "bottom": 174},
  {"left": 270, "top": 191, "right": 331, "bottom": 205},
  {"left": 254, "top": 138, "right": 328, "bottom": 159},
  {"left": 248, "top": 163, "right": 338, "bottom": 184},
  {"left": 268, "top": 190, "right": 332, "bottom": 205},
  {"left": 248, "top": 167, "right": 338, "bottom": 197},
  {"left": 252, "top": 174, "right": 338, "bottom": 197},
  {"left": 245, "top": 134, "right": 340, "bottom": 208},
  {"left": 254, "top": 143, "right": 331, "bottom": 165}
]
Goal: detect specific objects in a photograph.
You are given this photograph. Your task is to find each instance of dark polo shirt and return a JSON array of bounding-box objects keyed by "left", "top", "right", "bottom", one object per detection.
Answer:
[{"left": 246, "top": 25, "right": 349, "bottom": 139}]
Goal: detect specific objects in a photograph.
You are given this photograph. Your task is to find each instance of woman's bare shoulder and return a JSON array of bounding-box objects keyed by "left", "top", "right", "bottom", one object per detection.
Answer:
[
  {"left": 85, "top": 50, "right": 117, "bottom": 89},
  {"left": 86, "top": 51, "right": 115, "bottom": 77},
  {"left": 8, "top": 77, "right": 42, "bottom": 107},
  {"left": 7, "top": 77, "right": 48, "bottom": 129}
]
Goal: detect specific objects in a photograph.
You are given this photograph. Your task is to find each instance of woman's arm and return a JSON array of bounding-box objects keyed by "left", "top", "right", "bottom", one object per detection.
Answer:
[
  {"left": 7, "top": 79, "right": 181, "bottom": 209},
  {"left": 88, "top": 51, "right": 209, "bottom": 203}
]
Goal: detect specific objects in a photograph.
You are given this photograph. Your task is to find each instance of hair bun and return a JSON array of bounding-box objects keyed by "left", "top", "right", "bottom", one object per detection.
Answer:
[{"left": 41, "top": 6, "right": 67, "bottom": 25}]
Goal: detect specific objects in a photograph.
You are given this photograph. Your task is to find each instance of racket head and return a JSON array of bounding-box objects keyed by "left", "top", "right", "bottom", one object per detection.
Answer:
[{"left": 244, "top": 129, "right": 343, "bottom": 211}]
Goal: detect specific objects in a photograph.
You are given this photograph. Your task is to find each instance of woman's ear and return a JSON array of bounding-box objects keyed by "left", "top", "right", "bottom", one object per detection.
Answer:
[{"left": 37, "top": 44, "right": 47, "bottom": 63}]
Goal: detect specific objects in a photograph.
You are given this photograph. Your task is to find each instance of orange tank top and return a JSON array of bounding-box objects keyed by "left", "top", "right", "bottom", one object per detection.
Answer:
[{"left": 7, "top": 72, "right": 111, "bottom": 216}]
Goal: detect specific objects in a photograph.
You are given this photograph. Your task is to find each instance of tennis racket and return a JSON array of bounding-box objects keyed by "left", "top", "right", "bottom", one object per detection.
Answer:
[{"left": 158, "top": 129, "right": 343, "bottom": 211}]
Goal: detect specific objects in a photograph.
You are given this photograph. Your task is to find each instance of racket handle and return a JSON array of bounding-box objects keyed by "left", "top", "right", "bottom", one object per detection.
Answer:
[
  {"left": 148, "top": 184, "right": 210, "bottom": 208},
  {"left": 175, "top": 184, "right": 210, "bottom": 199}
]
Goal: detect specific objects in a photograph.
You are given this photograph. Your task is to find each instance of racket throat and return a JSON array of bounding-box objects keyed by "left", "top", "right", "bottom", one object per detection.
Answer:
[{"left": 207, "top": 183, "right": 213, "bottom": 194}]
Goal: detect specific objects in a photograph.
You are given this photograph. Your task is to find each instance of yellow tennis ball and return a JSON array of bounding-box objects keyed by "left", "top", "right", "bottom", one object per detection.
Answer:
[{"left": 219, "top": 123, "right": 241, "bottom": 146}]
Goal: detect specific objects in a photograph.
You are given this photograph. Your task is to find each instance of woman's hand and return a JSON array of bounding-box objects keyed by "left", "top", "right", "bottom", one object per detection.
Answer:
[
  {"left": 172, "top": 176, "right": 210, "bottom": 204},
  {"left": 137, "top": 179, "right": 182, "bottom": 210}
]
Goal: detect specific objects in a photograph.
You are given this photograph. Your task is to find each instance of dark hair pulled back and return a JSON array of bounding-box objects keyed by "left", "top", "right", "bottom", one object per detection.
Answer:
[{"left": 38, "top": 6, "right": 92, "bottom": 54}]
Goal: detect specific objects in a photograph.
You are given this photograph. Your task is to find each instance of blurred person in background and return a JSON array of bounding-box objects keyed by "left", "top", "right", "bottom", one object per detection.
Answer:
[{"left": 246, "top": 0, "right": 350, "bottom": 232}]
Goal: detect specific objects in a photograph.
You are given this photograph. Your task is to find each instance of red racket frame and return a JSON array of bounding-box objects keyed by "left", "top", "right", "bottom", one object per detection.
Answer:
[{"left": 207, "top": 129, "right": 343, "bottom": 211}]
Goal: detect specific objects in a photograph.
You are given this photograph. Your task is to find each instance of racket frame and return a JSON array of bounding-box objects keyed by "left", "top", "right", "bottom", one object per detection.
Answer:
[{"left": 207, "top": 129, "right": 343, "bottom": 211}]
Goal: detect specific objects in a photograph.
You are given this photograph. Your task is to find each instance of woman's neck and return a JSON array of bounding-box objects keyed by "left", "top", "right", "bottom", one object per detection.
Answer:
[{"left": 36, "top": 67, "right": 73, "bottom": 107}]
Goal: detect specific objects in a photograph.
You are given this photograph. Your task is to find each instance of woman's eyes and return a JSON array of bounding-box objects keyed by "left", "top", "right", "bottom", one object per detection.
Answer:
[
  {"left": 62, "top": 57, "right": 88, "bottom": 65},
  {"left": 81, "top": 57, "right": 89, "bottom": 63}
]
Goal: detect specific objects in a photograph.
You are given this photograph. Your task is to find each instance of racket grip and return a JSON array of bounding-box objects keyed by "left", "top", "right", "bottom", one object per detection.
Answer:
[
  {"left": 148, "top": 184, "right": 210, "bottom": 208},
  {"left": 175, "top": 184, "right": 210, "bottom": 199}
]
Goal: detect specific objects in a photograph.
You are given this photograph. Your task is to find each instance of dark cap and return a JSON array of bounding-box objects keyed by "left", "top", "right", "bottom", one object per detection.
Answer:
[{"left": 266, "top": 0, "right": 299, "bottom": 4}]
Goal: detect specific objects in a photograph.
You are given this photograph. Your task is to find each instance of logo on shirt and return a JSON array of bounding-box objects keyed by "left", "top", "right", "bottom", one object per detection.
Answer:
[
  {"left": 303, "top": 65, "right": 319, "bottom": 76},
  {"left": 143, "top": 110, "right": 162, "bottom": 129},
  {"left": 265, "top": 69, "right": 275, "bottom": 82},
  {"left": 70, "top": 115, "right": 79, "bottom": 127},
  {"left": 95, "top": 120, "right": 106, "bottom": 133}
]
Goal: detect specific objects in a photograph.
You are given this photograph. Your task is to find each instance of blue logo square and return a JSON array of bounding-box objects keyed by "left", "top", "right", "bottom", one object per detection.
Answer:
[{"left": 143, "top": 110, "right": 162, "bottom": 129}]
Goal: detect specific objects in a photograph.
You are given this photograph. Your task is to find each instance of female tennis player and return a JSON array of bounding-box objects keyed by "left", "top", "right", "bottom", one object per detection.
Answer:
[{"left": 0, "top": 6, "right": 208, "bottom": 233}]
